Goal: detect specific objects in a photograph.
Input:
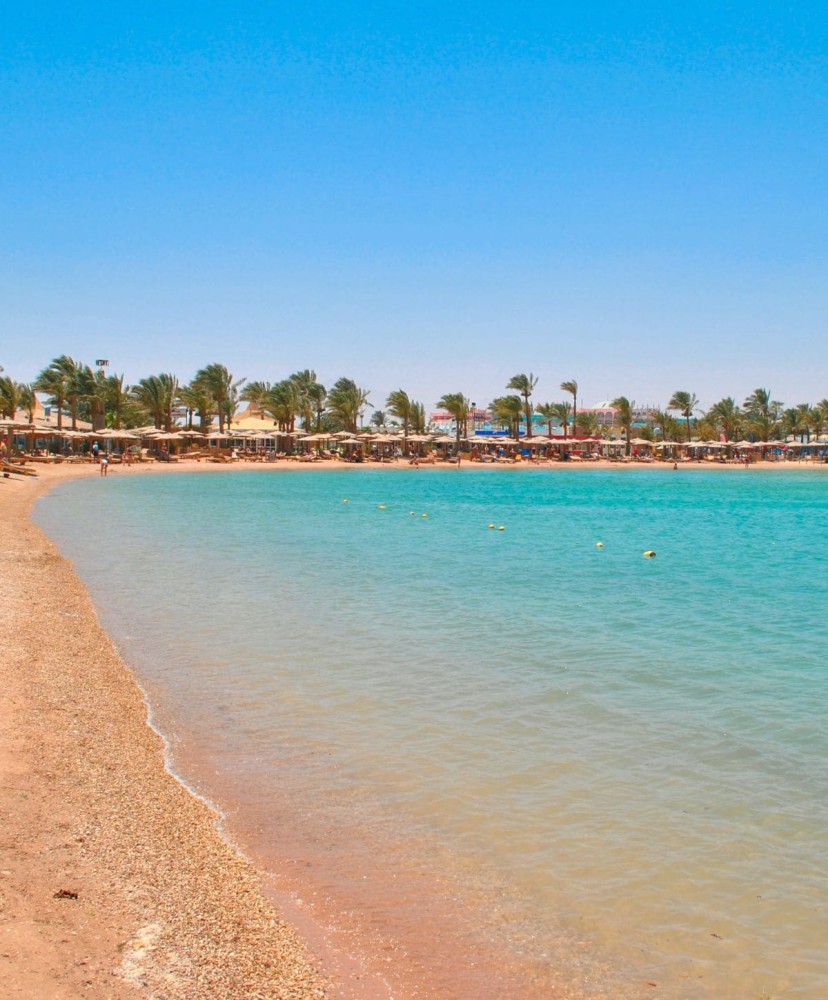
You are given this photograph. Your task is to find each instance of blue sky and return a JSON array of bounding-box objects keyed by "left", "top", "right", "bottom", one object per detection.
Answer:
[{"left": 3, "top": 2, "right": 827, "bottom": 412}]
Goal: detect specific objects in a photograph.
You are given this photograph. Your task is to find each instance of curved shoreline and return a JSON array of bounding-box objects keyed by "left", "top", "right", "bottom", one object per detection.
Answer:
[
  {"left": 4, "top": 458, "right": 825, "bottom": 999},
  {"left": 0, "top": 463, "right": 329, "bottom": 998}
]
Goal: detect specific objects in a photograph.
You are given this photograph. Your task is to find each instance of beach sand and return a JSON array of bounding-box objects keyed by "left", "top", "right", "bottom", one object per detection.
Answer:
[{"left": 2, "top": 456, "right": 823, "bottom": 999}]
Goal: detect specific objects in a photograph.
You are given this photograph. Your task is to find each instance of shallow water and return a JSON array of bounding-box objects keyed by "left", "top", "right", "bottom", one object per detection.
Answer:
[{"left": 37, "top": 467, "right": 828, "bottom": 997}]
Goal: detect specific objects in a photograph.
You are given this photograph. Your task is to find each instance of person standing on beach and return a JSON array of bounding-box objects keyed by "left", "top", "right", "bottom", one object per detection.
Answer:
[
  {"left": 100, "top": 455, "right": 109, "bottom": 476},
  {"left": 92, "top": 440, "right": 100, "bottom": 462}
]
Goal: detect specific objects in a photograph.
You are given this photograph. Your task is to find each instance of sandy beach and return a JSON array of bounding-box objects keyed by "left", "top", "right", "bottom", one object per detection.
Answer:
[{"left": 3, "top": 457, "right": 825, "bottom": 999}]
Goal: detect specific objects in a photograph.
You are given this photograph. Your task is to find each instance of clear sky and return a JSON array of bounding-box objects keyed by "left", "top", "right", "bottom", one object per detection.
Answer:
[{"left": 2, "top": 2, "right": 827, "bottom": 413}]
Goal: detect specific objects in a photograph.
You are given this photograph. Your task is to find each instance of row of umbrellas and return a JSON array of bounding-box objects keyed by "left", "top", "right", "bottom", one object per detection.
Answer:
[{"left": 4, "top": 416, "right": 825, "bottom": 449}]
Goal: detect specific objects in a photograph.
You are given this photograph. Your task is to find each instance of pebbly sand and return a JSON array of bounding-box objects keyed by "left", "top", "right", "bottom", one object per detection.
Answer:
[{"left": 2, "top": 457, "right": 824, "bottom": 1000}]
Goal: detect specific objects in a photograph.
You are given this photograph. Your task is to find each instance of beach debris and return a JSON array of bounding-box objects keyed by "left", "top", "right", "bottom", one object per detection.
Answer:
[
  {"left": 643, "top": 550, "right": 656, "bottom": 558},
  {"left": 54, "top": 888, "right": 79, "bottom": 900},
  {"left": 596, "top": 541, "right": 604, "bottom": 548}
]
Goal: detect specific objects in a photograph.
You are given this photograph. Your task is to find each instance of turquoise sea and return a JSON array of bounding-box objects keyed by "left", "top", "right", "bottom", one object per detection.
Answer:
[{"left": 36, "top": 468, "right": 828, "bottom": 998}]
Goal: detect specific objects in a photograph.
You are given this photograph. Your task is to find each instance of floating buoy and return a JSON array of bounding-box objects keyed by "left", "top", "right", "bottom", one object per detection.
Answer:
[
  {"left": 409, "top": 511, "right": 416, "bottom": 516},
  {"left": 643, "top": 550, "right": 656, "bottom": 558},
  {"left": 596, "top": 542, "right": 605, "bottom": 548},
  {"left": 488, "top": 523, "right": 496, "bottom": 529},
  {"left": 421, "top": 513, "right": 429, "bottom": 518},
  {"left": 378, "top": 504, "right": 386, "bottom": 510},
  {"left": 342, "top": 499, "right": 349, "bottom": 503},
  {"left": 498, "top": 525, "right": 505, "bottom": 531}
]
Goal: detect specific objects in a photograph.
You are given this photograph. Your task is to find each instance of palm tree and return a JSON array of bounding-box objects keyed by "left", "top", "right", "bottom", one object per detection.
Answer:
[
  {"left": 610, "top": 396, "right": 634, "bottom": 455},
  {"left": 796, "top": 403, "right": 814, "bottom": 442},
  {"left": 551, "top": 401, "right": 572, "bottom": 438},
  {"left": 103, "top": 373, "right": 130, "bottom": 429},
  {"left": 491, "top": 395, "right": 523, "bottom": 439},
  {"left": 80, "top": 365, "right": 110, "bottom": 431},
  {"left": 437, "top": 392, "right": 470, "bottom": 448},
  {"left": 262, "top": 379, "right": 303, "bottom": 432},
  {"left": 411, "top": 400, "right": 426, "bottom": 434},
  {"left": 370, "top": 410, "right": 388, "bottom": 430},
  {"left": 179, "top": 381, "right": 216, "bottom": 430},
  {"left": 193, "top": 363, "right": 245, "bottom": 432},
  {"left": 647, "top": 408, "right": 679, "bottom": 442},
  {"left": 706, "top": 397, "right": 743, "bottom": 443},
  {"left": 305, "top": 382, "right": 328, "bottom": 432},
  {"left": 386, "top": 389, "right": 414, "bottom": 447},
  {"left": 17, "top": 382, "right": 36, "bottom": 422},
  {"left": 575, "top": 410, "right": 599, "bottom": 437},
  {"left": 811, "top": 400, "right": 828, "bottom": 440},
  {"left": 132, "top": 373, "right": 179, "bottom": 430},
  {"left": 289, "top": 370, "right": 326, "bottom": 431},
  {"left": 743, "top": 388, "right": 781, "bottom": 442},
  {"left": 0, "top": 377, "right": 28, "bottom": 419},
  {"left": 39, "top": 355, "right": 84, "bottom": 428},
  {"left": 668, "top": 391, "right": 699, "bottom": 442},
  {"left": 817, "top": 399, "right": 828, "bottom": 434},
  {"left": 0, "top": 377, "right": 14, "bottom": 418},
  {"left": 560, "top": 380, "right": 578, "bottom": 437},
  {"left": 33, "top": 367, "right": 64, "bottom": 430},
  {"left": 507, "top": 373, "right": 538, "bottom": 438},
  {"left": 327, "top": 377, "right": 371, "bottom": 433},
  {"left": 240, "top": 381, "right": 273, "bottom": 415},
  {"left": 535, "top": 402, "right": 557, "bottom": 437}
]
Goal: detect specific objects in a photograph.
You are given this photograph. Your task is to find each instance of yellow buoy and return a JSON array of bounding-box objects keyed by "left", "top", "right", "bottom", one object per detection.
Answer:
[
  {"left": 378, "top": 504, "right": 386, "bottom": 510},
  {"left": 488, "top": 523, "right": 496, "bottom": 529},
  {"left": 421, "top": 513, "right": 429, "bottom": 518},
  {"left": 342, "top": 499, "right": 349, "bottom": 504},
  {"left": 643, "top": 550, "right": 656, "bottom": 558},
  {"left": 596, "top": 542, "right": 605, "bottom": 548},
  {"left": 498, "top": 525, "right": 505, "bottom": 531}
]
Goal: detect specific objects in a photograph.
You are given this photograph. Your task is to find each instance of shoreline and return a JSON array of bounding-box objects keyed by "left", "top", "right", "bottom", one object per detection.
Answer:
[
  {"left": 0, "top": 463, "right": 329, "bottom": 999},
  {"left": 3, "top": 459, "right": 825, "bottom": 998}
]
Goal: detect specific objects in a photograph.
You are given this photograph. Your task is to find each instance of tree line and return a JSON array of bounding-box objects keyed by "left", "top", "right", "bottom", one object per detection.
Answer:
[{"left": 2, "top": 357, "right": 826, "bottom": 448}]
